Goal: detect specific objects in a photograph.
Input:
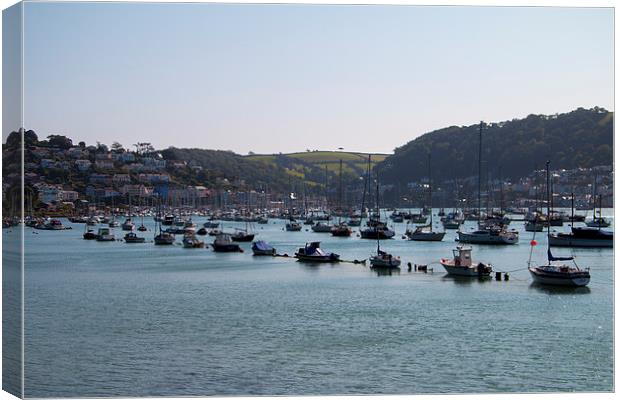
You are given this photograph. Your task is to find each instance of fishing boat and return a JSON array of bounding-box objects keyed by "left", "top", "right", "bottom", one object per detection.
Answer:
[
  {"left": 311, "top": 221, "right": 332, "bottom": 232},
  {"left": 295, "top": 242, "right": 340, "bottom": 262},
  {"left": 440, "top": 245, "right": 492, "bottom": 277},
  {"left": 251, "top": 240, "right": 276, "bottom": 256},
  {"left": 212, "top": 233, "right": 242, "bottom": 252},
  {"left": 528, "top": 162, "right": 590, "bottom": 287},
  {"left": 183, "top": 233, "right": 205, "bottom": 248},
  {"left": 124, "top": 232, "right": 145, "bottom": 243},
  {"left": 121, "top": 218, "right": 135, "bottom": 231},
  {"left": 95, "top": 227, "right": 115, "bottom": 242}
]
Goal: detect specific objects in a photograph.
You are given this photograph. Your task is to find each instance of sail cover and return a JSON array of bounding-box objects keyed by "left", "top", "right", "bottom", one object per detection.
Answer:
[
  {"left": 548, "top": 248, "right": 574, "bottom": 262},
  {"left": 253, "top": 241, "right": 273, "bottom": 251}
]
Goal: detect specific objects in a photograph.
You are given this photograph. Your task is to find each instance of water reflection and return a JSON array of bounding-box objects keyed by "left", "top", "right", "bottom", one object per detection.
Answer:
[
  {"left": 440, "top": 274, "right": 493, "bottom": 285},
  {"left": 371, "top": 266, "right": 401, "bottom": 276},
  {"left": 528, "top": 283, "right": 591, "bottom": 295}
]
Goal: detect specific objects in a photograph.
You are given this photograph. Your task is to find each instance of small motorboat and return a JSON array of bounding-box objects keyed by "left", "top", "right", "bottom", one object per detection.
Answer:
[
  {"left": 196, "top": 227, "right": 208, "bottom": 235},
  {"left": 286, "top": 219, "right": 302, "bottom": 231},
  {"left": 252, "top": 240, "right": 276, "bottom": 256},
  {"left": 183, "top": 233, "right": 205, "bottom": 248},
  {"left": 95, "top": 227, "right": 115, "bottom": 242},
  {"left": 83, "top": 228, "right": 97, "bottom": 240},
  {"left": 295, "top": 242, "right": 340, "bottom": 262},
  {"left": 212, "top": 233, "right": 242, "bottom": 252},
  {"left": 208, "top": 229, "right": 223, "bottom": 236},
  {"left": 124, "top": 232, "right": 145, "bottom": 243},
  {"left": 311, "top": 222, "right": 332, "bottom": 233},
  {"left": 439, "top": 245, "right": 492, "bottom": 277},
  {"left": 137, "top": 225, "right": 147, "bottom": 232},
  {"left": 331, "top": 222, "right": 352, "bottom": 237},
  {"left": 406, "top": 225, "right": 445, "bottom": 241},
  {"left": 108, "top": 219, "right": 120, "bottom": 228}
]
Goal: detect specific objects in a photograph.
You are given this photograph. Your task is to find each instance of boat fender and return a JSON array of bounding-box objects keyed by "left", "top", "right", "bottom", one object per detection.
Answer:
[
  {"left": 504, "top": 273, "right": 509, "bottom": 281},
  {"left": 407, "top": 262, "right": 412, "bottom": 272}
]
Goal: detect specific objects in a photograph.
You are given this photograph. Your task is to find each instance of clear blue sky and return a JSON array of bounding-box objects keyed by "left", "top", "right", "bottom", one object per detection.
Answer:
[{"left": 17, "top": 2, "right": 614, "bottom": 154}]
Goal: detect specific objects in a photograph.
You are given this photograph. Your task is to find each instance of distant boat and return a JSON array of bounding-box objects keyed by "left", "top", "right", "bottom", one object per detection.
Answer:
[
  {"left": 360, "top": 169, "right": 395, "bottom": 240},
  {"left": 369, "top": 229, "right": 400, "bottom": 269},
  {"left": 311, "top": 221, "right": 332, "bottom": 233},
  {"left": 330, "top": 222, "right": 352, "bottom": 237},
  {"left": 231, "top": 229, "right": 255, "bottom": 242},
  {"left": 440, "top": 245, "right": 492, "bottom": 277},
  {"left": 196, "top": 227, "right": 208, "bottom": 236},
  {"left": 295, "top": 242, "right": 340, "bottom": 262},
  {"left": 549, "top": 227, "right": 613, "bottom": 248},
  {"left": 457, "top": 228, "right": 518, "bottom": 245},
  {"left": 83, "top": 227, "right": 97, "bottom": 240},
  {"left": 95, "top": 227, "right": 115, "bottom": 242},
  {"left": 212, "top": 233, "right": 241, "bottom": 252},
  {"left": 286, "top": 219, "right": 302, "bottom": 231},
  {"left": 528, "top": 161, "right": 590, "bottom": 287},
  {"left": 154, "top": 231, "right": 175, "bottom": 245},
  {"left": 203, "top": 221, "right": 220, "bottom": 229},
  {"left": 183, "top": 233, "right": 205, "bottom": 248},
  {"left": 121, "top": 218, "right": 135, "bottom": 231},
  {"left": 124, "top": 232, "right": 145, "bottom": 243},
  {"left": 252, "top": 240, "right": 276, "bottom": 256},
  {"left": 585, "top": 217, "right": 611, "bottom": 228},
  {"left": 407, "top": 225, "right": 445, "bottom": 241}
]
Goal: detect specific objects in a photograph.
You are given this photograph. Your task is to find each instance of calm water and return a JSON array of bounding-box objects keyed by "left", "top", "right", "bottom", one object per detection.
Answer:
[{"left": 11, "top": 209, "right": 614, "bottom": 397}]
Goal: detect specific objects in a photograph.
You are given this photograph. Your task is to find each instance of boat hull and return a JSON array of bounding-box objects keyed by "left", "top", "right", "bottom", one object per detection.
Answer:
[
  {"left": 457, "top": 231, "right": 518, "bottom": 245},
  {"left": 440, "top": 261, "right": 491, "bottom": 277},
  {"left": 528, "top": 267, "right": 590, "bottom": 287},
  {"left": 408, "top": 231, "right": 445, "bottom": 241},
  {"left": 549, "top": 234, "right": 613, "bottom": 248}
]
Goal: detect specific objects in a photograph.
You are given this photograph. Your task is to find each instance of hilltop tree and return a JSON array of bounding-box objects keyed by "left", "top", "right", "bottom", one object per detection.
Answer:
[{"left": 47, "top": 134, "right": 73, "bottom": 149}]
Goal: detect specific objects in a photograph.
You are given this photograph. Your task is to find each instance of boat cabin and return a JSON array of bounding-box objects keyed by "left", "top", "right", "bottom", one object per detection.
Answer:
[{"left": 452, "top": 246, "right": 472, "bottom": 267}]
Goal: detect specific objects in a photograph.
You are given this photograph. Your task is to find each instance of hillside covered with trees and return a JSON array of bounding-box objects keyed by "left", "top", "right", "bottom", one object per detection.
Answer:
[{"left": 376, "top": 107, "right": 613, "bottom": 185}]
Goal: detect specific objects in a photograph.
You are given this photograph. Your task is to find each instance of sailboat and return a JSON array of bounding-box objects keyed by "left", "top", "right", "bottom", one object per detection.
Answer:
[
  {"left": 528, "top": 161, "right": 590, "bottom": 287},
  {"left": 366, "top": 173, "right": 400, "bottom": 268},
  {"left": 406, "top": 153, "right": 445, "bottom": 241},
  {"left": 549, "top": 192, "right": 613, "bottom": 248},
  {"left": 154, "top": 198, "right": 175, "bottom": 245},
  {"left": 360, "top": 162, "right": 395, "bottom": 240},
  {"left": 458, "top": 122, "right": 518, "bottom": 245},
  {"left": 331, "top": 160, "right": 352, "bottom": 237}
]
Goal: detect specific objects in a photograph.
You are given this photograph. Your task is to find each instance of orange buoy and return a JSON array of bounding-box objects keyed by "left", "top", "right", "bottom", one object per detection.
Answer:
[{"left": 530, "top": 239, "right": 537, "bottom": 246}]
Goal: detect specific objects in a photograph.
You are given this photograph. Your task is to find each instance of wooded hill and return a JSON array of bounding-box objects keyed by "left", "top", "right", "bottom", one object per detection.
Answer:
[{"left": 375, "top": 107, "right": 613, "bottom": 185}]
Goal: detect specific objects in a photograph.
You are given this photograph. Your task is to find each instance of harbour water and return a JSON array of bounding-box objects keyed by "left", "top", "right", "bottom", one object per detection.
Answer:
[{"left": 11, "top": 209, "right": 614, "bottom": 396}]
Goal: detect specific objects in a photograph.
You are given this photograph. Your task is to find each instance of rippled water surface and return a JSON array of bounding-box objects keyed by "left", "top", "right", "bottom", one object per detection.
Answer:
[{"left": 13, "top": 209, "right": 614, "bottom": 397}]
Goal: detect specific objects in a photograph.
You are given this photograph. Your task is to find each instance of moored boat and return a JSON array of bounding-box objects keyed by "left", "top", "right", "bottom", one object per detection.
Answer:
[
  {"left": 251, "top": 240, "right": 276, "bottom": 256},
  {"left": 440, "top": 245, "right": 492, "bottom": 277},
  {"left": 212, "top": 233, "right": 242, "bottom": 252},
  {"left": 295, "top": 242, "right": 340, "bottom": 262},
  {"left": 95, "top": 227, "right": 115, "bottom": 242},
  {"left": 124, "top": 232, "right": 146, "bottom": 243}
]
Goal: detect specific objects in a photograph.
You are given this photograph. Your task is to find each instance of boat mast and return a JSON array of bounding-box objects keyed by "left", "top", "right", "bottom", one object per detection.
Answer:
[
  {"left": 478, "top": 121, "right": 483, "bottom": 225},
  {"left": 360, "top": 154, "right": 371, "bottom": 225},
  {"left": 546, "top": 160, "right": 551, "bottom": 262},
  {"left": 428, "top": 152, "right": 433, "bottom": 231},
  {"left": 338, "top": 159, "right": 343, "bottom": 224},
  {"left": 376, "top": 170, "right": 380, "bottom": 255}
]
